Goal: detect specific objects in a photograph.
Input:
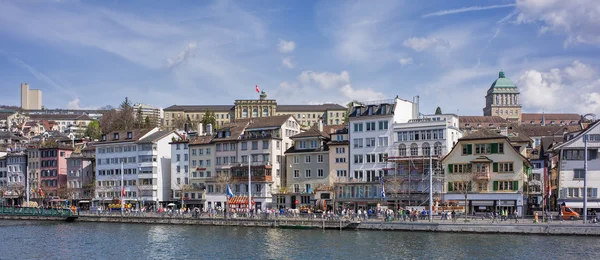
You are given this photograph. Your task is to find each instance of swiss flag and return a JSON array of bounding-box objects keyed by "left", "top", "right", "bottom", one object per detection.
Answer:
[{"left": 255, "top": 85, "right": 260, "bottom": 93}]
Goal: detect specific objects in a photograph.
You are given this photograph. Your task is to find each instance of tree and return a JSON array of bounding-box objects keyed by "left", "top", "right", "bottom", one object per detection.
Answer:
[
  {"left": 215, "top": 171, "right": 235, "bottom": 196},
  {"left": 448, "top": 164, "right": 477, "bottom": 221},
  {"left": 435, "top": 107, "right": 442, "bottom": 115},
  {"left": 57, "top": 186, "right": 76, "bottom": 200},
  {"left": 99, "top": 97, "right": 137, "bottom": 134},
  {"left": 135, "top": 106, "right": 144, "bottom": 128},
  {"left": 201, "top": 109, "right": 217, "bottom": 132},
  {"left": 144, "top": 116, "right": 151, "bottom": 128},
  {"left": 385, "top": 173, "right": 405, "bottom": 214},
  {"left": 85, "top": 120, "right": 102, "bottom": 140}
]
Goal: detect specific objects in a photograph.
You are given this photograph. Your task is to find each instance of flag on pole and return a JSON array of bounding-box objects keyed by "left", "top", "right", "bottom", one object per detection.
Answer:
[
  {"left": 122, "top": 187, "right": 126, "bottom": 197},
  {"left": 255, "top": 85, "right": 260, "bottom": 93},
  {"left": 38, "top": 188, "right": 45, "bottom": 198},
  {"left": 226, "top": 184, "right": 234, "bottom": 198},
  {"left": 381, "top": 177, "right": 386, "bottom": 199}
]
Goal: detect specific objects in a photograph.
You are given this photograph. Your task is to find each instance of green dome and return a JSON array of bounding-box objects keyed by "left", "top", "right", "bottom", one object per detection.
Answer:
[{"left": 491, "top": 70, "right": 517, "bottom": 88}]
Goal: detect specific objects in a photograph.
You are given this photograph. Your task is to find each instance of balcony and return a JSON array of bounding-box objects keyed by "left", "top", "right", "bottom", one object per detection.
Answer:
[
  {"left": 475, "top": 171, "right": 490, "bottom": 180},
  {"left": 231, "top": 164, "right": 273, "bottom": 182}
]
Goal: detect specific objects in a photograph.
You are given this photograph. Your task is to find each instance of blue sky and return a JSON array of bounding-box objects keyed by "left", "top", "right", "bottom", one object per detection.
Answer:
[{"left": 0, "top": 0, "right": 599, "bottom": 116}]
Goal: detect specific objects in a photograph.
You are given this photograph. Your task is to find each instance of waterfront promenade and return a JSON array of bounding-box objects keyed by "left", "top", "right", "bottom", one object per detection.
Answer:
[{"left": 2, "top": 210, "right": 599, "bottom": 236}]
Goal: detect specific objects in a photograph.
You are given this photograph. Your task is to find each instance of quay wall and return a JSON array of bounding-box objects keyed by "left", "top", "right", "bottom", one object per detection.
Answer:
[{"left": 2, "top": 214, "right": 600, "bottom": 236}]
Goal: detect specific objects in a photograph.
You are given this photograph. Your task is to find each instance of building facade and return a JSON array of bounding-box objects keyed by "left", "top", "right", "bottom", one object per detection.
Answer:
[
  {"left": 94, "top": 128, "right": 177, "bottom": 208},
  {"left": 39, "top": 145, "right": 73, "bottom": 198},
  {"left": 66, "top": 148, "right": 95, "bottom": 201},
  {"left": 163, "top": 91, "right": 346, "bottom": 130},
  {"left": 21, "top": 83, "right": 42, "bottom": 110},
  {"left": 442, "top": 130, "right": 531, "bottom": 216},
  {"left": 551, "top": 122, "right": 600, "bottom": 213},
  {"left": 384, "top": 114, "right": 462, "bottom": 207},
  {"left": 188, "top": 135, "right": 215, "bottom": 210},
  {"left": 134, "top": 103, "right": 163, "bottom": 127},
  {"left": 169, "top": 137, "right": 191, "bottom": 206}
]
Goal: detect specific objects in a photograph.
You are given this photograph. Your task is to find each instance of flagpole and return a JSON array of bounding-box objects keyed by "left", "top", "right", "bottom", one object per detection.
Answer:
[{"left": 121, "top": 161, "right": 124, "bottom": 215}]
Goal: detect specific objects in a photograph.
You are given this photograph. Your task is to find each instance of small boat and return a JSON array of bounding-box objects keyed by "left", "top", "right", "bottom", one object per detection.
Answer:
[{"left": 278, "top": 224, "right": 318, "bottom": 229}]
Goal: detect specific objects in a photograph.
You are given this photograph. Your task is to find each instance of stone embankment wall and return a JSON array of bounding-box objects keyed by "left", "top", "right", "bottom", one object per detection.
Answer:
[{"left": 3, "top": 215, "right": 600, "bottom": 236}]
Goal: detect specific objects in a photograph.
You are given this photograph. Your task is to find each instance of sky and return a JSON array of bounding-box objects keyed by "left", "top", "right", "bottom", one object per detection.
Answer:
[{"left": 0, "top": 0, "right": 599, "bottom": 116}]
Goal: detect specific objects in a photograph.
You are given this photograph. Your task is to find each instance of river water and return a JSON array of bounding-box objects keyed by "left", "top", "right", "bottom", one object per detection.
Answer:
[{"left": 1, "top": 220, "right": 599, "bottom": 260}]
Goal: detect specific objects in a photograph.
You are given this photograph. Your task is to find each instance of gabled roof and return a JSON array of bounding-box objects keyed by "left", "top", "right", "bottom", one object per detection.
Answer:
[
  {"left": 460, "top": 116, "right": 508, "bottom": 125},
  {"left": 551, "top": 120, "right": 600, "bottom": 150},
  {"left": 291, "top": 128, "right": 325, "bottom": 139},
  {"left": 244, "top": 115, "right": 293, "bottom": 129},
  {"left": 521, "top": 113, "right": 580, "bottom": 122},
  {"left": 277, "top": 104, "right": 346, "bottom": 112},
  {"left": 211, "top": 121, "right": 249, "bottom": 142},
  {"left": 189, "top": 135, "right": 213, "bottom": 145},
  {"left": 28, "top": 114, "right": 93, "bottom": 121},
  {"left": 459, "top": 129, "right": 505, "bottom": 140},
  {"left": 137, "top": 130, "right": 176, "bottom": 144},
  {"left": 163, "top": 105, "right": 234, "bottom": 112},
  {"left": 508, "top": 125, "right": 564, "bottom": 138},
  {"left": 99, "top": 129, "right": 153, "bottom": 144}
]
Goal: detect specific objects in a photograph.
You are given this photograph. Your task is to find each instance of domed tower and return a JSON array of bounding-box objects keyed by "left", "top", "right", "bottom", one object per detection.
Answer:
[{"left": 483, "top": 70, "right": 522, "bottom": 122}]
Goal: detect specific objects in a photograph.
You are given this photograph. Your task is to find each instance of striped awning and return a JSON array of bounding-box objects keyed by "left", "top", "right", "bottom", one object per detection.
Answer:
[{"left": 227, "top": 196, "right": 256, "bottom": 205}]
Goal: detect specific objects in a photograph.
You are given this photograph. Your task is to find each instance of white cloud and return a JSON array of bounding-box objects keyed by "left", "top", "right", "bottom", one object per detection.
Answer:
[
  {"left": 339, "top": 85, "right": 386, "bottom": 101},
  {"left": 277, "top": 39, "right": 295, "bottom": 53},
  {"left": 399, "top": 57, "right": 413, "bottom": 66},
  {"left": 516, "top": 0, "right": 600, "bottom": 46},
  {"left": 298, "top": 70, "right": 350, "bottom": 90},
  {"left": 282, "top": 57, "right": 295, "bottom": 69},
  {"left": 67, "top": 97, "right": 81, "bottom": 109},
  {"left": 166, "top": 42, "right": 197, "bottom": 68},
  {"left": 403, "top": 37, "right": 450, "bottom": 52},
  {"left": 422, "top": 4, "right": 516, "bottom": 18},
  {"left": 518, "top": 60, "right": 600, "bottom": 113}
]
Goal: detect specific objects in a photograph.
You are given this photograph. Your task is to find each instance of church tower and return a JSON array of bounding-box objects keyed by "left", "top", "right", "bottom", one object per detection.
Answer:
[{"left": 483, "top": 70, "right": 522, "bottom": 122}]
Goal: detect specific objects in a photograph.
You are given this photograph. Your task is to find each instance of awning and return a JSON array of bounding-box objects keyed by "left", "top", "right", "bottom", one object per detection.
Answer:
[
  {"left": 227, "top": 196, "right": 256, "bottom": 205},
  {"left": 78, "top": 201, "right": 90, "bottom": 204},
  {"left": 565, "top": 202, "right": 600, "bottom": 208}
]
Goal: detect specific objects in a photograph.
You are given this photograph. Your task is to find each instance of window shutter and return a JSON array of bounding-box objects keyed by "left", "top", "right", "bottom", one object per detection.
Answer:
[
  {"left": 493, "top": 162, "right": 498, "bottom": 172},
  {"left": 491, "top": 143, "right": 498, "bottom": 154},
  {"left": 447, "top": 164, "right": 453, "bottom": 173},
  {"left": 594, "top": 188, "right": 598, "bottom": 198},
  {"left": 467, "top": 144, "right": 472, "bottom": 154},
  {"left": 448, "top": 182, "right": 453, "bottom": 192},
  {"left": 493, "top": 181, "right": 498, "bottom": 191},
  {"left": 513, "top": 181, "right": 519, "bottom": 191}
]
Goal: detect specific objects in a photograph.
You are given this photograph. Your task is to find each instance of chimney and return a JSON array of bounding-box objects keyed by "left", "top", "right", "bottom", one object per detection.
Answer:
[
  {"left": 198, "top": 123, "right": 204, "bottom": 136},
  {"left": 318, "top": 118, "right": 323, "bottom": 133},
  {"left": 206, "top": 124, "right": 213, "bottom": 136},
  {"left": 412, "top": 95, "right": 420, "bottom": 119}
]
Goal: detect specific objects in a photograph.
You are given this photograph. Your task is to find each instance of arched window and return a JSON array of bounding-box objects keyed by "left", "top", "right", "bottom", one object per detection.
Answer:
[
  {"left": 495, "top": 95, "right": 499, "bottom": 104},
  {"left": 500, "top": 110, "right": 503, "bottom": 115},
  {"left": 262, "top": 108, "right": 268, "bottom": 117},
  {"left": 410, "top": 143, "right": 418, "bottom": 156},
  {"left": 242, "top": 109, "right": 248, "bottom": 118},
  {"left": 434, "top": 142, "right": 442, "bottom": 155},
  {"left": 422, "top": 142, "right": 430, "bottom": 156},
  {"left": 252, "top": 108, "right": 258, "bottom": 117},
  {"left": 398, "top": 144, "right": 406, "bottom": 157}
]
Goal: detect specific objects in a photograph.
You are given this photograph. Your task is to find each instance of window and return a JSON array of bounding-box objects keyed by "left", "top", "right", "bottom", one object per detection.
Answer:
[
  {"left": 434, "top": 142, "right": 442, "bottom": 155},
  {"left": 252, "top": 141, "right": 258, "bottom": 150},
  {"left": 410, "top": 144, "right": 418, "bottom": 156},
  {"left": 184, "top": 154, "right": 188, "bottom": 161},
  {"left": 318, "top": 169, "right": 324, "bottom": 177},
  {"left": 398, "top": 144, "right": 406, "bottom": 156},
  {"left": 497, "top": 181, "right": 516, "bottom": 191},
  {"left": 336, "top": 170, "right": 347, "bottom": 177},
  {"left": 241, "top": 142, "right": 247, "bottom": 150},
  {"left": 305, "top": 155, "right": 311, "bottom": 163},
  {"left": 309, "top": 140, "right": 317, "bottom": 148},
  {"left": 366, "top": 138, "right": 376, "bottom": 147},
  {"left": 176, "top": 154, "right": 180, "bottom": 162},
  {"left": 353, "top": 138, "right": 363, "bottom": 148},
  {"left": 305, "top": 184, "right": 312, "bottom": 193},
  {"left": 451, "top": 181, "right": 471, "bottom": 192},
  {"left": 353, "top": 123, "right": 363, "bottom": 132},
  {"left": 252, "top": 108, "right": 258, "bottom": 117},
  {"left": 294, "top": 184, "right": 300, "bottom": 193},
  {"left": 293, "top": 156, "right": 299, "bottom": 164},
  {"left": 378, "top": 120, "right": 388, "bottom": 130},
  {"left": 365, "top": 154, "right": 376, "bottom": 163},
  {"left": 475, "top": 144, "right": 491, "bottom": 154},
  {"left": 366, "top": 122, "right": 376, "bottom": 131},
  {"left": 495, "top": 162, "right": 514, "bottom": 173},
  {"left": 262, "top": 108, "right": 268, "bottom": 117},
  {"left": 317, "top": 154, "right": 324, "bottom": 163},
  {"left": 263, "top": 141, "right": 269, "bottom": 149},
  {"left": 378, "top": 137, "right": 388, "bottom": 147},
  {"left": 335, "top": 157, "right": 346, "bottom": 163},
  {"left": 422, "top": 143, "right": 430, "bottom": 156},
  {"left": 335, "top": 147, "right": 345, "bottom": 154},
  {"left": 462, "top": 144, "right": 472, "bottom": 155},
  {"left": 378, "top": 153, "right": 388, "bottom": 162},
  {"left": 293, "top": 170, "right": 300, "bottom": 178},
  {"left": 574, "top": 169, "right": 585, "bottom": 179},
  {"left": 353, "top": 154, "right": 363, "bottom": 164},
  {"left": 305, "top": 169, "right": 311, "bottom": 178},
  {"left": 216, "top": 144, "right": 222, "bottom": 152}
]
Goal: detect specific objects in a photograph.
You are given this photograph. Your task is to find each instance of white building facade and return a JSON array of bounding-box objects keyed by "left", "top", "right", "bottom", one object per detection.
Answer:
[
  {"left": 553, "top": 123, "right": 600, "bottom": 212},
  {"left": 170, "top": 138, "right": 190, "bottom": 205}
]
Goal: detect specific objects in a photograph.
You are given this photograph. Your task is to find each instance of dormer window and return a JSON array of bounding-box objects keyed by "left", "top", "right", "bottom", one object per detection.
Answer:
[
  {"left": 530, "top": 121, "right": 534, "bottom": 124},
  {"left": 102, "top": 135, "right": 106, "bottom": 141},
  {"left": 489, "top": 123, "right": 494, "bottom": 127},
  {"left": 127, "top": 132, "right": 132, "bottom": 139},
  {"left": 114, "top": 133, "right": 119, "bottom": 140},
  {"left": 356, "top": 107, "right": 361, "bottom": 116}
]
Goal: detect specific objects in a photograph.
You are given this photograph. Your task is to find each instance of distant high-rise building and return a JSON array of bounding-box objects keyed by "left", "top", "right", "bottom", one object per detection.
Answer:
[
  {"left": 20, "top": 83, "right": 42, "bottom": 110},
  {"left": 134, "top": 103, "right": 162, "bottom": 127}
]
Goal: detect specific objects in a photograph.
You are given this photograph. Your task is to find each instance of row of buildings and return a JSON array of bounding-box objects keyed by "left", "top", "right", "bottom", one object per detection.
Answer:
[{"left": 2, "top": 71, "right": 598, "bottom": 217}]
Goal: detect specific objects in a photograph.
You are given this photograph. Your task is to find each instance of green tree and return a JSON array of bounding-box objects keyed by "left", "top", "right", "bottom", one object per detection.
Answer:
[
  {"left": 144, "top": 116, "right": 151, "bottom": 128},
  {"left": 343, "top": 100, "right": 361, "bottom": 125},
  {"left": 135, "top": 106, "right": 144, "bottom": 128},
  {"left": 201, "top": 109, "right": 217, "bottom": 131},
  {"left": 435, "top": 107, "right": 442, "bottom": 115},
  {"left": 85, "top": 120, "right": 103, "bottom": 140}
]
